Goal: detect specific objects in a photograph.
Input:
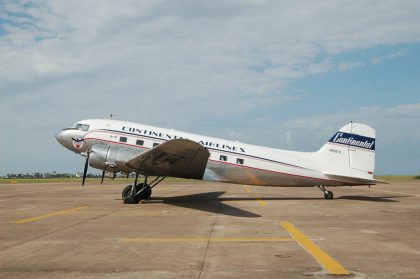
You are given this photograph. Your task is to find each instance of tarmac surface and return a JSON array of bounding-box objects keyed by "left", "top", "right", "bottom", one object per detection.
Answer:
[{"left": 1, "top": 179, "right": 420, "bottom": 278}]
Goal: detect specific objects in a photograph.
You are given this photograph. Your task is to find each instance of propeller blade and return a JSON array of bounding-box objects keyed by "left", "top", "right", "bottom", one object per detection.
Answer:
[
  {"left": 101, "top": 170, "right": 105, "bottom": 184},
  {"left": 82, "top": 152, "right": 90, "bottom": 186}
]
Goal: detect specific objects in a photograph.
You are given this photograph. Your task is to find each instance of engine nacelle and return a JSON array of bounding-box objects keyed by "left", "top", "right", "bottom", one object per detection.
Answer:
[
  {"left": 89, "top": 145, "right": 114, "bottom": 170},
  {"left": 89, "top": 144, "right": 135, "bottom": 172}
]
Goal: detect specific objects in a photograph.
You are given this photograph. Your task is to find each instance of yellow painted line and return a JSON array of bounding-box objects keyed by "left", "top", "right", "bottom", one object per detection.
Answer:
[
  {"left": 245, "top": 188, "right": 267, "bottom": 207},
  {"left": 15, "top": 206, "right": 88, "bottom": 224},
  {"left": 281, "top": 221, "right": 350, "bottom": 275},
  {"left": 119, "top": 237, "right": 293, "bottom": 243}
]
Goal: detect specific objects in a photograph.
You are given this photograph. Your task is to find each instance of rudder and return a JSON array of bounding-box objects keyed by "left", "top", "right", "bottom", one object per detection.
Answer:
[{"left": 316, "top": 123, "right": 376, "bottom": 179}]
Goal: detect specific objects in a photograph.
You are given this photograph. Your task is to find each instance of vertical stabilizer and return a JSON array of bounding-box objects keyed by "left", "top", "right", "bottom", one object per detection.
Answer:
[{"left": 316, "top": 123, "right": 376, "bottom": 179}]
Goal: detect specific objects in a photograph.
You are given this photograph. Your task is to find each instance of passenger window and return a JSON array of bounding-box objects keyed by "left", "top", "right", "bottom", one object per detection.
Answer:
[
  {"left": 153, "top": 143, "right": 160, "bottom": 147},
  {"left": 119, "top": 137, "right": 127, "bottom": 143},
  {"left": 236, "top": 158, "right": 244, "bottom": 165},
  {"left": 136, "top": 139, "right": 144, "bottom": 146},
  {"left": 219, "top": 155, "right": 227, "bottom": 161}
]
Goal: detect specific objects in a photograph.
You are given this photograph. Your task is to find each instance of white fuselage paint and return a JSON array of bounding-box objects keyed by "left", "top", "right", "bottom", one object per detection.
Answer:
[{"left": 57, "top": 119, "right": 359, "bottom": 187}]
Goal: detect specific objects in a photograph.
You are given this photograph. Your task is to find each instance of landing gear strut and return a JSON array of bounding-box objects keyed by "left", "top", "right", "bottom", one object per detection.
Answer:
[
  {"left": 317, "top": 185, "right": 334, "bottom": 200},
  {"left": 122, "top": 174, "right": 166, "bottom": 204}
]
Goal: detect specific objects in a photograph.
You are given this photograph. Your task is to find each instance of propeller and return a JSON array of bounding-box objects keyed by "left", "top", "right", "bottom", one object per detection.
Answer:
[
  {"left": 101, "top": 170, "right": 105, "bottom": 184},
  {"left": 82, "top": 151, "right": 90, "bottom": 186}
]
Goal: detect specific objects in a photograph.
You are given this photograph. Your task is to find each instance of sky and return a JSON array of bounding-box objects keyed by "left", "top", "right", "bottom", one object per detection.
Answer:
[{"left": 0, "top": 0, "right": 419, "bottom": 175}]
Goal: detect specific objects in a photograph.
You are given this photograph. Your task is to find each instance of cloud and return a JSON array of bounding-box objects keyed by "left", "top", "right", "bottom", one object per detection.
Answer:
[
  {"left": 2, "top": 1, "right": 420, "bottom": 100},
  {"left": 0, "top": 1, "right": 420, "bottom": 174},
  {"left": 278, "top": 103, "right": 420, "bottom": 174},
  {"left": 386, "top": 103, "right": 420, "bottom": 122},
  {"left": 370, "top": 49, "right": 407, "bottom": 64},
  {"left": 338, "top": 61, "right": 366, "bottom": 71},
  {"left": 337, "top": 49, "right": 407, "bottom": 71}
]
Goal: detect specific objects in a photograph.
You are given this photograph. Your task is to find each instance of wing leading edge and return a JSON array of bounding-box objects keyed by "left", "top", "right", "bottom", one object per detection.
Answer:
[{"left": 126, "top": 139, "right": 210, "bottom": 179}]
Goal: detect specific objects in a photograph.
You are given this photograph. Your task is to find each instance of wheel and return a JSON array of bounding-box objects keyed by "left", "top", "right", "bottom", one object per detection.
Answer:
[
  {"left": 124, "top": 195, "right": 140, "bottom": 204},
  {"left": 138, "top": 184, "right": 152, "bottom": 200},
  {"left": 122, "top": 184, "right": 144, "bottom": 198},
  {"left": 122, "top": 185, "right": 133, "bottom": 199},
  {"left": 133, "top": 183, "right": 151, "bottom": 200},
  {"left": 324, "top": 191, "right": 334, "bottom": 200},
  {"left": 139, "top": 189, "right": 151, "bottom": 199},
  {"left": 122, "top": 185, "right": 141, "bottom": 204}
]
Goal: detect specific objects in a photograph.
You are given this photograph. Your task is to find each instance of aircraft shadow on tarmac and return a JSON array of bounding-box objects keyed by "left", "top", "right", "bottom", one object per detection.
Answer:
[
  {"left": 337, "top": 195, "right": 406, "bottom": 202},
  {"left": 147, "top": 191, "right": 261, "bottom": 218},
  {"left": 142, "top": 191, "right": 407, "bottom": 217}
]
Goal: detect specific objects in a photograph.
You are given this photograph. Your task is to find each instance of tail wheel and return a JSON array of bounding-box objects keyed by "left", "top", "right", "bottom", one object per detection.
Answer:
[{"left": 324, "top": 191, "right": 334, "bottom": 200}]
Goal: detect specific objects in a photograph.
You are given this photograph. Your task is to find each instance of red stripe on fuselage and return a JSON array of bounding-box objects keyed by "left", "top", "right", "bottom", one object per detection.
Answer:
[
  {"left": 85, "top": 129, "right": 308, "bottom": 170},
  {"left": 83, "top": 135, "right": 345, "bottom": 184}
]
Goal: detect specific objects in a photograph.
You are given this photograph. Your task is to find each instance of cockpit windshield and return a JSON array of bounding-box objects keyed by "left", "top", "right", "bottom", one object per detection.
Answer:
[{"left": 74, "top": 123, "right": 90, "bottom": 131}]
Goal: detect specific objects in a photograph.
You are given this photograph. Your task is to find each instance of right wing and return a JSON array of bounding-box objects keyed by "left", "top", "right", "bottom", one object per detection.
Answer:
[{"left": 126, "top": 139, "right": 210, "bottom": 179}]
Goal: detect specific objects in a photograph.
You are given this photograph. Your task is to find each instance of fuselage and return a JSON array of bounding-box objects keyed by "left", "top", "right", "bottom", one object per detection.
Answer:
[{"left": 55, "top": 119, "right": 355, "bottom": 187}]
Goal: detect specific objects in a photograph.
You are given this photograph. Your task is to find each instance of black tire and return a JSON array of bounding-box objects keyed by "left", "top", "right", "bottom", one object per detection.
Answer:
[
  {"left": 122, "top": 185, "right": 133, "bottom": 199},
  {"left": 324, "top": 191, "right": 334, "bottom": 200},
  {"left": 135, "top": 183, "right": 151, "bottom": 200},
  {"left": 122, "top": 185, "right": 141, "bottom": 204},
  {"left": 140, "top": 185, "right": 152, "bottom": 200},
  {"left": 124, "top": 195, "right": 140, "bottom": 204}
]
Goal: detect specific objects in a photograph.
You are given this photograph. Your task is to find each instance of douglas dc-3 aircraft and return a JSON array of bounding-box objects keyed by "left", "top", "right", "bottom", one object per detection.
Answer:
[{"left": 55, "top": 119, "right": 380, "bottom": 204}]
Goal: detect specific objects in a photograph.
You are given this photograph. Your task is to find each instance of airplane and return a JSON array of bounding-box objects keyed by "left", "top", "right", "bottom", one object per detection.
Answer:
[{"left": 55, "top": 119, "right": 381, "bottom": 204}]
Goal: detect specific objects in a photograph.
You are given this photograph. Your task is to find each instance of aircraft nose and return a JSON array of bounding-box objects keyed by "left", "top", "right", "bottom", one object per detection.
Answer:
[{"left": 55, "top": 130, "right": 63, "bottom": 144}]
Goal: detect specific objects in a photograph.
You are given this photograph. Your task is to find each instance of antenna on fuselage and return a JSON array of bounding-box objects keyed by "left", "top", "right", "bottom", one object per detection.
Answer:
[{"left": 109, "top": 114, "right": 119, "bottom": 120}]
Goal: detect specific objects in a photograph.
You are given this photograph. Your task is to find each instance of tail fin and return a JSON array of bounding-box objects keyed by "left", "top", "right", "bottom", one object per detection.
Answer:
[{"left": 316, "top": 123, "right": 376, "bottom": 180}]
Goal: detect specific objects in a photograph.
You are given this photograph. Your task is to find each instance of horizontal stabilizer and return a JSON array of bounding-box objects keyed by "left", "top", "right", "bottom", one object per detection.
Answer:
[{"left": 324, "top": 172, "right": 389, "bottom": 185}]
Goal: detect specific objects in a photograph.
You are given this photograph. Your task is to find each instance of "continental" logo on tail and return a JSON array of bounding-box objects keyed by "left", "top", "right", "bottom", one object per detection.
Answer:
[{"left": 329, "top": 132, "right": 375, "bottom": 150}]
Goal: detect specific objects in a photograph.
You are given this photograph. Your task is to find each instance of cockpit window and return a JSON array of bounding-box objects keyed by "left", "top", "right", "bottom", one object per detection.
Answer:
[{"left": 74, "top": 123, "right": 90, "bottom": 131}]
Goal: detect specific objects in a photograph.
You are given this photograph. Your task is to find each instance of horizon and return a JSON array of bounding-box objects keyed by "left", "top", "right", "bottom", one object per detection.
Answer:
[{"left": 1, "top": 1, "right": 419, "bottom": 175}]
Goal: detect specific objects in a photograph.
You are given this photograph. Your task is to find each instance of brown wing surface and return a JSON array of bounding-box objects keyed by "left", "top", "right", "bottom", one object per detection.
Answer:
[{"left": 126, "top": 139, "right": 210, "bottom": 179}]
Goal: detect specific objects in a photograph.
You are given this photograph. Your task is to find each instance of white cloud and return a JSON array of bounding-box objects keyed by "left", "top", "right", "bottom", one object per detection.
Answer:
[
  {"left": 1, "top": 1, "right": 420, "bottom": 99},
  {"left": 338, "top": 61, "right": 366, "bottom": 71},
  {"left": 0, "top": 1, "right": 420, "bottom": 174},
  {"left": 370, "top": 49, "right": 407, "bottom": 64},
  {"left": 284, "top": 103, "right": 420, "bottom": 140},
  {"left": 279, "top": 103, "right": 420, "bottom": 174}
]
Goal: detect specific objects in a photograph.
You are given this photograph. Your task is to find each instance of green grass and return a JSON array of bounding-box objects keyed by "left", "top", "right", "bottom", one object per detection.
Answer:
[
  {"left": 374, "top": 175, "right": 420, "bottom": 182},
  {"left": 0, "top": 178, "right": 79, "bottom": 184},
  {"left": 0, "top": 177, "right": 193, "bottom": 185}
]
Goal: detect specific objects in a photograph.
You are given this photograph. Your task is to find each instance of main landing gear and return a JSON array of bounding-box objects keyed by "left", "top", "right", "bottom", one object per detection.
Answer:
[
  {"left": 122, "top": 174, "right": 166, "bottom": 204},
  {"left": 317, "top": 185, "right": 334, "bottom": 200}
]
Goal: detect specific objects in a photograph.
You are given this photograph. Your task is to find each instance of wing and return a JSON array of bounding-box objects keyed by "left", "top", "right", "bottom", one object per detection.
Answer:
[{"left": 125, "top": 139, "right": 210, "bottom": 179}]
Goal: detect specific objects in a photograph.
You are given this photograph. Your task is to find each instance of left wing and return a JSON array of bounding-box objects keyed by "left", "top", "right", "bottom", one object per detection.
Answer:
[{"left": 125, "top": 139, "right": 210, "bottom": 179}]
